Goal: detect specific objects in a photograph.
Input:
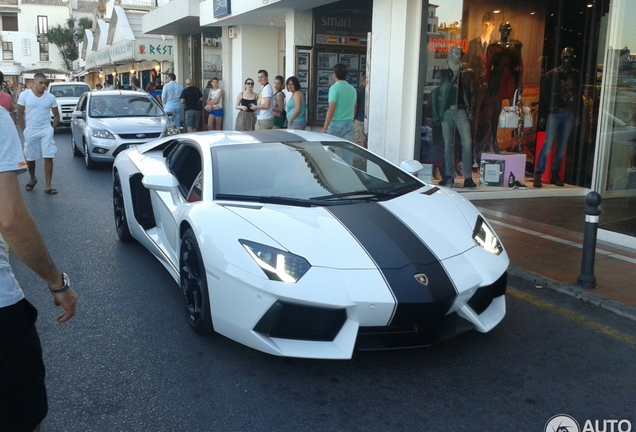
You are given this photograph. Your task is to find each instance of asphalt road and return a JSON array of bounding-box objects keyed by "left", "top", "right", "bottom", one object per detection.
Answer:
[{"left": 8, "top": 129, "right": 636, "bottom": 432}]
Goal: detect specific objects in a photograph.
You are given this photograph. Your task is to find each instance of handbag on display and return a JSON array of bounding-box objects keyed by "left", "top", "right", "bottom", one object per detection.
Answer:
[{"left": 499, "top": 89, "right": 533, "bottom": 129}]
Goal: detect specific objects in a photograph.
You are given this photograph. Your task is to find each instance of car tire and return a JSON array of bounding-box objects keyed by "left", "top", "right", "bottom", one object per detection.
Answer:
[
  {"left": 113, "top": 172, "right": 134, "bottom": 242},
  {"left": 72, "top": 135, "right": 82, "bottom": 157},
  {"left": 180, "top": 229, "right": 214, "bottom": 335},
  {"left": 84, "top": 139, "right": 98, "bottom": 170}
]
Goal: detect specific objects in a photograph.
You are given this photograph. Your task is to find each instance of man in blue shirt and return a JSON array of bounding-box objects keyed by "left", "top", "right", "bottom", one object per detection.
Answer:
[{"left": 162, "top": 73, "right": 184, "bottom": 131}]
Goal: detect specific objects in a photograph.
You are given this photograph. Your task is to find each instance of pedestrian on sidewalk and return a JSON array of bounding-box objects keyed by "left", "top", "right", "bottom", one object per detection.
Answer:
[
  {"left": 0, "top": 104, "right": 78, "bottom": 432},
  {"left": 321, "top": 63, "right": 356, "bottom": 140},
  {"left": 180, "top": 78, "right": 203, "bottom": 133},
  {"left": 251, "top": 70, "right": 274, "bottom": 130},
  {"left": 162, "top": 73, "right": 184, "bottom": 132},
  {"left": 17, "top": 72, "right": 60, "bottom": 195}
]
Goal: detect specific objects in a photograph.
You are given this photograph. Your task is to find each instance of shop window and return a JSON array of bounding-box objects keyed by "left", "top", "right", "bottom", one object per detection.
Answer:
[
  {"left": 421, "top": 0, "right": 605, "bottom": 189},
  {"left": 2, "top": 41, "right": 13, "bottom": 60},
  {"left": 1, "top": 14, "right": 18, "bottom": 31},
  {"left": 39, "top": 43, "right": 49, "bottom": 61}
]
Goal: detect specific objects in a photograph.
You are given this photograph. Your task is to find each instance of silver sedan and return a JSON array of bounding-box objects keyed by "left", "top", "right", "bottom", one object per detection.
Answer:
[{"left": 71, "top": 90, "right": 179, "bottom": 170}]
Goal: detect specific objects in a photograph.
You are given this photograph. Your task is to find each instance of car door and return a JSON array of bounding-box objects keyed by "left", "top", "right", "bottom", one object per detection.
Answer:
[
  {"left": 71, "top": 94, "right": 88, "bottom": 146},
  {"left": 150, "top": 139, "right": 203, "bottom": 265}
]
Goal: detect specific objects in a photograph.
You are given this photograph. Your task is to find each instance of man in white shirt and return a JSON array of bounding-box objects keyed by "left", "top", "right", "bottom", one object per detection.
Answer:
[
  {"left": 0, "top": 104, "right": 78, "bottom": 432},
  {"left": 17, "top": 73, "right": 60, "bottom": 194},
  {"left": 250, "top": 70, "right": 274, "bottom": 130}
]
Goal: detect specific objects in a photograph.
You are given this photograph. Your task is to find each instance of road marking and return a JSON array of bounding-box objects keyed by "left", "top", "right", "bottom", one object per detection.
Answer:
[{"left": 508, "top": 287, "right": 636, "bottom": 346}]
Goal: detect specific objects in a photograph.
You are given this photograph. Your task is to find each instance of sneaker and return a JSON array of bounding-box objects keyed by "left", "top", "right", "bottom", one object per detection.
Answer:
[
  {"left": 464, "top": 178, "right": 477, "bottom": 188},
  {"left": 507, "top": 172, "right": 516, "bottom": 189},
  {"left": 514, "top": 180, "right": 528, "bottom": 190}
]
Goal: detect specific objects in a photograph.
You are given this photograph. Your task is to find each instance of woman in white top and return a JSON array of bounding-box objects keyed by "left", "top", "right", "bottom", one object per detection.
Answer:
[{"left": 206, "top": 77, "right": 224, "bottom": 131}]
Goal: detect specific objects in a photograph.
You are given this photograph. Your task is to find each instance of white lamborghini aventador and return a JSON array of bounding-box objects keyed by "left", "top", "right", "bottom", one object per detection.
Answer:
[{"left": 112, "top": 130, "right": 508, "bottom": 359}]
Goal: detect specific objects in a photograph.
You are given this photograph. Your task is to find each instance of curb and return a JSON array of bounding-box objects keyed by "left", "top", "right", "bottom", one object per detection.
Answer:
[{"left": 507, "top": 266, "right": 636, "bottom": 322}]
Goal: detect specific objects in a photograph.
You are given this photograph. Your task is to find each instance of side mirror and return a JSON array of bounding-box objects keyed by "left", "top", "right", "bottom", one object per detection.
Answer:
[
  {"left": 71, "top": 111, "right": 84, "bottom": 119},
  {"left": 142, "top": 173, "right": 180, "bottom": 206}
]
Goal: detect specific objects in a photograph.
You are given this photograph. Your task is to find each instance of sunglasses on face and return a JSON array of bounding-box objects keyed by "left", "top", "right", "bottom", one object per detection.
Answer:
[{"left": 246, "top": 82, "right": 254, "bottom": 85}]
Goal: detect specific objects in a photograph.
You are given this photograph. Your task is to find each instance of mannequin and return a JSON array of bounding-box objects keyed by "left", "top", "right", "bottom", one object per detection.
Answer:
[
  {"left": 485, "top": 22, "right": 523, "bottom": 153},
  {"left": 463, "top": 12, "right": 498, "bottom": 162},
  {"left": 431, "top": 45, "right": 477, "bottom": 188},
  {"left": 534, "top": 47, "right": 580, "bottom": 187}
]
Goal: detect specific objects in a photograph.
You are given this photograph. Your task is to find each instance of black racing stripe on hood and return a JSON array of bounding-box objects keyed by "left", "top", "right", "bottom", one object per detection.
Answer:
[{"left": 327, "top": 202, "right": 457, "bottom": 326}]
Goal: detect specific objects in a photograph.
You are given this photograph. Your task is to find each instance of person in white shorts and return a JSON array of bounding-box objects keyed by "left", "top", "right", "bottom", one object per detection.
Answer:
[{"left": 17, "top": 73, "right": 60, "bottom": 194}]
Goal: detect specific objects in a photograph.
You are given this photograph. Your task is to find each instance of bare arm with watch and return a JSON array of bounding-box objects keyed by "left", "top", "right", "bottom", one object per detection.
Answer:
[{"left": 0, "top": 171, "right": 77, "bottom": 323}]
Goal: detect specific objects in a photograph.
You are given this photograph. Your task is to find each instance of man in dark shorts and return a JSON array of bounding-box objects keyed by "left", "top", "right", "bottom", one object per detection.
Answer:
[
  {"left": 179, "top": 78, "right": 203, "bottom": 132},
  {"left": 0, "top": 102, "right": 78, "bottom": 432}
]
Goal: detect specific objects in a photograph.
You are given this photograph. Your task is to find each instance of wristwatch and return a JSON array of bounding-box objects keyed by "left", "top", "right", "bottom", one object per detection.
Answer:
[{"left": 49, "top": 273, "right": 70, "bottom": 294}]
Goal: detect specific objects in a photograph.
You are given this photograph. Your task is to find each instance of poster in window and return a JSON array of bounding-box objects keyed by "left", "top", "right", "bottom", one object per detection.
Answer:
[
  {"left": 360, "top": 55, "right": 367, "bottom": 71},
  {"left": 317, "top": 104, "right": 329, "bottom": 121},
  {"left": 298, "top": 71, "right": 309, "bottom": 87},
  {"left": 318, "top": 53, "right": 338, "bottom": 69},
  {"left": 347, "top": 73, "right": 359, "bottom": 87},
  {"left": 317, "top": 88, "right": 330, "bottom": 103},
  {"left": 297, "top": 53, "right": 309, "bottom": 71},
  {"left": 339, "top": 54, "right": 359, "bottom": 71},
  {"left": 318, "top": 70, "right": 334, "bottom": 87}
]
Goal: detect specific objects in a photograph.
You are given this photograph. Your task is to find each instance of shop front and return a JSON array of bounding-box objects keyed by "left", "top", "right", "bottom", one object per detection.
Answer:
[{"left": 421, "top": 0, "right": 634, "bottom": 245}]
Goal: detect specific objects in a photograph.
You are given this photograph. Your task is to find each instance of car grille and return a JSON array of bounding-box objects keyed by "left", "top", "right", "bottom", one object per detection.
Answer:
[
  {"left": 118, "top": 132, "right": 162, "bottom": 139},
  {"left": 467, "top": 272, "right": 507, "bottom": 315}
]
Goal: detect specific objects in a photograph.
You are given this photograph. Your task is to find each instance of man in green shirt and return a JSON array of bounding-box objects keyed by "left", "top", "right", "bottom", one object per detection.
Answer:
[{"left": 322, "top": 63, "right": 356, "bottom": 140}]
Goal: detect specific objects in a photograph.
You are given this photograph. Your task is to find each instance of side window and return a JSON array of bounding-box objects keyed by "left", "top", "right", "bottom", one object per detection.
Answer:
[
  {"left": 167, "top": 142, "right": 203, "bottom": 198},
  {"left": 78, "top": 95, "right": 87, "bottom": 111}
]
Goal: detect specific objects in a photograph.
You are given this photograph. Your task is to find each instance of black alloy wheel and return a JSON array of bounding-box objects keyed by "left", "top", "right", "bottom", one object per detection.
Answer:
[
  {"left": 180, "top": 229, "right": 214, "bottom": 335},
  {"left": 113, "top": 172, "right": 134, "bottom": 242}
]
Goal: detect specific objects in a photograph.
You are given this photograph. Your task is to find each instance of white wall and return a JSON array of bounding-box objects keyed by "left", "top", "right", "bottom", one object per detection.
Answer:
[{"left": 368, "top": 0, "right": 423, "bottom": 165}]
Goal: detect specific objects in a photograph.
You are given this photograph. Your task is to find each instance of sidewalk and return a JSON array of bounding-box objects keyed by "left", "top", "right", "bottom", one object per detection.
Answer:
[{"left": 472, "top": 196, "right": 636, "bottom": 321}]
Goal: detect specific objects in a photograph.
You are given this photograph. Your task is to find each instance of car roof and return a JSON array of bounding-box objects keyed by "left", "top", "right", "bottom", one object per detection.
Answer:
[{"left": 182, "top": 130, "right": 346, "bottom": 148}]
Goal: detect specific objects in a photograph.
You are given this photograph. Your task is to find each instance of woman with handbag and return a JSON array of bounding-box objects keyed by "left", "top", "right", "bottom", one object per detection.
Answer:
[
  {"left": 234, "top": 78, "right": 257, "bottom": 131},
  {"left": 206, "top": 78, "right": 224, "bottom": 131}
]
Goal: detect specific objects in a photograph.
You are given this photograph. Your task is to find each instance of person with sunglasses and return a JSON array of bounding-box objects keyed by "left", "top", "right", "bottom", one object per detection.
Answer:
[{"left": 234, "top": 78, "right": 257, "bottom": 131}]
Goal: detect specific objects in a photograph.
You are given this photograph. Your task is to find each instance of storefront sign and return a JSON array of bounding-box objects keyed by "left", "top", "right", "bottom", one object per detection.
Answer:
[
  {"left": 85, "top": 52, "right": 97, "bottom": 70},
  {"left": 94, "top": 48, "right": 112, "bottom": 66},
  {"left": 135, "top": 39, "right": 174, "bottom": 61},
  {"left": 213, "top": 0, "right": 231, "bottom": 18},
  {"left": 110, "top": 40, "right": 134, "bottom": 63},
  {"left": 314, "top": 0, "right": 372, "bottom": 43}
]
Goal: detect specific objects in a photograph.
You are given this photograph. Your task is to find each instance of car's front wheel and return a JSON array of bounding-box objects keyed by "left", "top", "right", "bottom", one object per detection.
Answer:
[
  {"left": 180, "top": 229, "right": 214, "bottom": 335},
  {"left": 84, "top": 139, "right": 98, "bottom": 170},
  {"left": 113, "top": 172, "right": 134, "bottom": 242}
]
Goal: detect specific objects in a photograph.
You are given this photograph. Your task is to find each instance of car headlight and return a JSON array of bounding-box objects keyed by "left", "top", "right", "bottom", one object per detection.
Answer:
[
  {"left": 240, "top": 240, "right": 311, "bottom": 283},
  {"left": 473, "top": 216, "right": 503, "bottom": 255},
  {"left": 166, "top": 125, "right": 180, "bottom": 136},
  {"left": 91, "top": 129, "right": 115, "bottom": 139}
]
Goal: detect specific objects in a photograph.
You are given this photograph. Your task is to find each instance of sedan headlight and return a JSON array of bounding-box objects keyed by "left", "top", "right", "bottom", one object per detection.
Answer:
[
  {"left": 473, "top": 216, "right": 503, "bottom": 255},
  {"left": 165, "top": 124, "right": 180, "bottom": 136},
  {"left": 91, "top": 129, "right": 115, "bottom": 139},
  {"left": 240, "top": 240, "right": 311, "bottom": 283}
]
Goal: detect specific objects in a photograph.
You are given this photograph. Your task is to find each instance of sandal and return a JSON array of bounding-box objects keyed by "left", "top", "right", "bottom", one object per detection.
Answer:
[
  {"left": 25, "top": 179, "right": 37, "bottom": 191},
  {"left": 44, "top": 189, "right": 58, "bottom": 195}
]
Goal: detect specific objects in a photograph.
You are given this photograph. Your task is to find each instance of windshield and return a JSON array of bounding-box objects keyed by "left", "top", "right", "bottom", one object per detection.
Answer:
[
  {"left": 49, "top": 85, "right": 89, "bottom": 98},
  {"left": 89, "top": 95, "right": 165, "bottom": 118},
  {"left": 212, "top": 141, "right": 423, "bottom": 202}
]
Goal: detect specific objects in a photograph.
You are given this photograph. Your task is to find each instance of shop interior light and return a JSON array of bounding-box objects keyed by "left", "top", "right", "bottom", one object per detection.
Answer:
[
  {"left": 493, "top": 10, "right": 501, "bottom": 13},
  {"left": 130, "top": 68, "right": 136, "bottom": 75},
  {"left": 112, "top": 71, "right": 117, "bottom": 76},
  {"left": 154, "top": 64, "right": 161, "bottom": 72}
]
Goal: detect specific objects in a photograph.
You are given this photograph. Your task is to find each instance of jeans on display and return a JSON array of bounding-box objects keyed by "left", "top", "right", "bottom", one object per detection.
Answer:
[
  {"left": 535, "top": 110, "right": 575, "bottom": 173},
  {"left": 441, "top": 108, "right": 473, "bottom": 179}
]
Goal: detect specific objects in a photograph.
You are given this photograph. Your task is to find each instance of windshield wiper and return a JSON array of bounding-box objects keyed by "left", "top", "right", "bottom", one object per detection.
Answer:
[
  {"left": 310, "top": 189, "right": 399, "bottom": 201},
  {"left": 215, "top": 193, "right": 352, "bottom": 207}
]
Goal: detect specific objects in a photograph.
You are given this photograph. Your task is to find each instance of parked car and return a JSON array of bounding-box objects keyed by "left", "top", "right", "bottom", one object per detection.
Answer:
[
  {"left": 48, "top": 81, "right": 90, "bottom": 126},
  {"left": 112, "top": 130, "right": 509, "bottom": 359},
  {"left": 71, "top": 90, "right": 179, "bottom": 169}
]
